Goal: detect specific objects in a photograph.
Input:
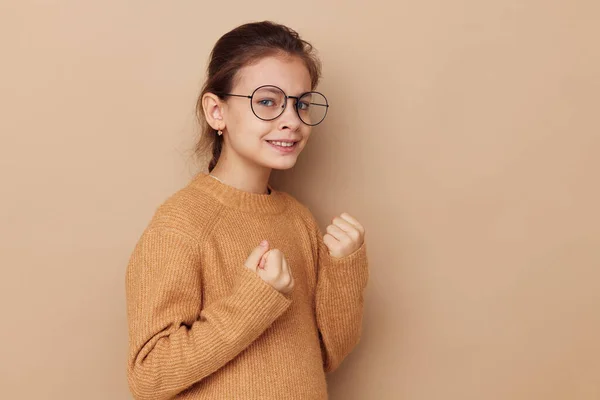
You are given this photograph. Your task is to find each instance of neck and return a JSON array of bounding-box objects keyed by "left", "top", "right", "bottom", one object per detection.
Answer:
[{"left": 209, "top": 165, "right": 272, "bottom": 195}]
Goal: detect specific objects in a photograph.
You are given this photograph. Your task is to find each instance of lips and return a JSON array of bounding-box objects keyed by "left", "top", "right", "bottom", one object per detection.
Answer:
[
  {"left": 266, "top": 140, "right": 299, "bottom": 153},
  {"left": 266, "top": 139, "right": 300, "bottom": 144}
]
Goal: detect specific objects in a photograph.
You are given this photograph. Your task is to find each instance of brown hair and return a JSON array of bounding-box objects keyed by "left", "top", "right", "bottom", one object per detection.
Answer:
[{"left": 194, "top": 21, "right": 322, "bottom": 172}]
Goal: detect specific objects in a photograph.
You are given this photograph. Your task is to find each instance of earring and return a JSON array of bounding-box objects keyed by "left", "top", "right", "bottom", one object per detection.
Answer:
[{"left": 217, "top": 130, "right": 222, "bottom": 136}]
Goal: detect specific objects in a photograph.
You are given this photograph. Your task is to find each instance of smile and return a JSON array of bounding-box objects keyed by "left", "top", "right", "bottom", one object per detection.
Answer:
[{"left": 266, "top": 140, "right": 299, "bottom": 153}]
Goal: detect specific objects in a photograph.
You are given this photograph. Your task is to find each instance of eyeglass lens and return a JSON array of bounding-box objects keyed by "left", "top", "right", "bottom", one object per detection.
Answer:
[{"left": 251, "top": 86, "right": 328, "bottom": 126}]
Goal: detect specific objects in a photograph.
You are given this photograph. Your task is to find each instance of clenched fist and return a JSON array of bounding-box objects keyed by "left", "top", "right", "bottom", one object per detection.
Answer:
[
  {"left": 323, "top": 212, "right": 366, "bottom": 258},
  {"left": 244, "top": 241, "right": 295, "bottom": 295}
]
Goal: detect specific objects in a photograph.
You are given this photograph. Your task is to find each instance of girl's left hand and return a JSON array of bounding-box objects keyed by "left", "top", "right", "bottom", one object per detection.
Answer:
[{"left": 323, "top": 212, "right": 366, "bottom": 258}]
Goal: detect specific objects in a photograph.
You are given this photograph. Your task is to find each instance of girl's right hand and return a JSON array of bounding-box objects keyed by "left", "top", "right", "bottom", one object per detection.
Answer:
[{"left": 244, "top": 240, "right": 295, "bottom": 295}]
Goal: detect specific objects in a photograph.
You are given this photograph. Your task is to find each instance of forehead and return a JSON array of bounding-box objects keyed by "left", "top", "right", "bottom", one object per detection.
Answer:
[{"left": 233, "top": 55, "right": 312, "bottom": 95}]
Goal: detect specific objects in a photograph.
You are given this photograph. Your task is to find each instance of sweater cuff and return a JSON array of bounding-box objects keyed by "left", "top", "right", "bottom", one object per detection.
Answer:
[
  {"left": 228, "top": 266, "right": 293, "bottom": 336},
  {"left": 323, "top": 240, "right": 368, "bottom": 268},
  {"left": 319, "top": 241, "right": 369, "bottom": 289}
]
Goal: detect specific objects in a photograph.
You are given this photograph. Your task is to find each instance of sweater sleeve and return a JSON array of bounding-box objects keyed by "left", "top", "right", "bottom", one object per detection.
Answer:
[
  {"left": 313, "top": 221, "right": 370, "bottom": 374},
  {"left": 125, "top": 227, "right": 292, "bottom": 400}
]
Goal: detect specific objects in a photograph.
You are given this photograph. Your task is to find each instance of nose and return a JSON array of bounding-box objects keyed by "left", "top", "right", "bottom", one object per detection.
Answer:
[{"left": 277, "top": 97, "right": 302, "bottom": 131}]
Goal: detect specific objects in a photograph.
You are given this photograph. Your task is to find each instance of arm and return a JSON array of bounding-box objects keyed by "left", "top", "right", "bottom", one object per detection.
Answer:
[
  {"left": 125, "top": 227, "right": 291, "bottom": 400},
  {"left": 313, "top": 221, "right": 370, "bottom": 374}
]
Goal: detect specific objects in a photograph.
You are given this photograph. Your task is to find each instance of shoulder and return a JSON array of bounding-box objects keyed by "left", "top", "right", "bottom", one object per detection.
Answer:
[
  {"left": 279, "top": 191, "right": 319, "bottom": 231},
  {"left": 143, "top": 180, "right": 223, "bottom": 242}
]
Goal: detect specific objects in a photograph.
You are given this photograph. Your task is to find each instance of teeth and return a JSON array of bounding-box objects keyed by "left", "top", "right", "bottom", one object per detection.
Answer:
[{"left": 269, "top": 141, "right": 295, "bottom": 147}]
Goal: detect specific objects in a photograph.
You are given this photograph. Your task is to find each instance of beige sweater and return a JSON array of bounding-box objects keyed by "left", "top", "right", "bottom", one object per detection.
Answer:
[{"left": 125, "top": 172, "right": 369, "bottom": 399}]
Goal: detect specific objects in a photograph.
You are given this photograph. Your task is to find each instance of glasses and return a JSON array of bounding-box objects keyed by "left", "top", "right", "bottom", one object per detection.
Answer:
[{"left": 221, "top": 85, "right": 329, "bottom": 126}]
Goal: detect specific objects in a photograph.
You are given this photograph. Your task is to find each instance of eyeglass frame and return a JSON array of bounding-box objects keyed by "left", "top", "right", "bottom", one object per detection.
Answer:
[{"left": 218, "top": 84, "right": 329, "bottom": 126}]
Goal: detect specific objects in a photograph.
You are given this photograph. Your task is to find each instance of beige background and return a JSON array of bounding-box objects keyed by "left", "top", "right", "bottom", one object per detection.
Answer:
[{"left": 1, "top": 1, "right": 599, "bottom": 399}]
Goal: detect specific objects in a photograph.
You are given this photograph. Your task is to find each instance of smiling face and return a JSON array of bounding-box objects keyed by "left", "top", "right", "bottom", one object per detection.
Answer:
[{"left": 214, "top": 55, "right": 314, "bottom": 171}]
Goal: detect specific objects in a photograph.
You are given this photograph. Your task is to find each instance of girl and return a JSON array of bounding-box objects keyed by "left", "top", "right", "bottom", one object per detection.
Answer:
[{"left": 125, "top": 21, "right": 369, "bottom": 400}]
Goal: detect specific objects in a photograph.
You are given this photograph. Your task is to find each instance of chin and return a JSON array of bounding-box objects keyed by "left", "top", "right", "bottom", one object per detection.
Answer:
[
  {"left": 257, "top": 144, "right": 303, "bottom": 170},
  {"left": 266, "top": 158, "right": 298, "bottom": 171}
]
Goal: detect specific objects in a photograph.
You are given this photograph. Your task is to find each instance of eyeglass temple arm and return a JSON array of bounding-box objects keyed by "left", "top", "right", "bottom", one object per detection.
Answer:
[
  {"left": 287, "top": 96, "right": 329, "bottom": 108},
  {"left": 222, "top": 94, "right": 252, "bottom": 99}
]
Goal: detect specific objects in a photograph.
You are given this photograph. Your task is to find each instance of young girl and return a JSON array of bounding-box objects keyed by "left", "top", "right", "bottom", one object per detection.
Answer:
[{"left": 125, "top": 21, "right": 369, "bottom": 400}]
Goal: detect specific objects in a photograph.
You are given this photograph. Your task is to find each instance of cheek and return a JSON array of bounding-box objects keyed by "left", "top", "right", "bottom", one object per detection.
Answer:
[
  {"left": 227, "top": 105, "right": 250, "bottom": 130},
  {"left": 228, "top": 113, "right": 273, "bottom": 150},
  {"left": 245, "top": 105, "right": 269, "bottom": 126},
  {"left": 228, "top": 107, "right": 263, "bottom": 136},
  {"left": 300, "top": 126, "right": 312, "bottom": 143}
]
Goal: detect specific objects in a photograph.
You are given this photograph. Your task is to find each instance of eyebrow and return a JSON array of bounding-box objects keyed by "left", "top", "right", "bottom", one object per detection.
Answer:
[
  {"left": 252, "top": 86, "right": 312, "bottom": 97},
  {"left": 256, "top": 87, "right": 284, "bottom": 95}
]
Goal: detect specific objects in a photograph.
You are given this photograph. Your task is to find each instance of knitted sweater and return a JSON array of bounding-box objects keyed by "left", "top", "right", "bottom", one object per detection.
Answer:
[{"left": 125, "top": 172, "right": 369, "bottom": 400}]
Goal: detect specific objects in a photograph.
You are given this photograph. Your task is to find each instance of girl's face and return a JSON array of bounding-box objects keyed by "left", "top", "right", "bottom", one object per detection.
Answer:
[{"left": 220, "top": 55, "right": 313, "bottom": 171}]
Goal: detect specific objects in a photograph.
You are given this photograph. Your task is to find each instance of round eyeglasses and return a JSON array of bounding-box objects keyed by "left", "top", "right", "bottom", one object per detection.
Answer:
[{"left": 221, "top": 85, "right": 329, "bottom": 126}]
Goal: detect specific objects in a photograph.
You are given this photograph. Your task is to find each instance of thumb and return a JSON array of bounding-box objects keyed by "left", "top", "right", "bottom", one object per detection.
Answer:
[{"left": 244, "top": 240, "right": 270, "bottom": 272}]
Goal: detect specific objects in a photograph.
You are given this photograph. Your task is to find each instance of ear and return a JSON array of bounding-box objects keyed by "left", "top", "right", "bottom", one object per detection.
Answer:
[{"left": 202, "top": 92, "right": 226, "bottom": 131}]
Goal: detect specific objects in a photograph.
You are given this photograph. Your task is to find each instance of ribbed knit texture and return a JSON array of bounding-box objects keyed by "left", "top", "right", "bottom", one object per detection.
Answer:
[{"left": 125, "top": 172, "right": 369, "bottom": 400}]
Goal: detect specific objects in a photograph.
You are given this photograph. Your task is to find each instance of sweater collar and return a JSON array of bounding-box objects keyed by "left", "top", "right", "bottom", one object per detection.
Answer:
[{"left": 191, "top": 172, "right": 288, "bottom": 215}]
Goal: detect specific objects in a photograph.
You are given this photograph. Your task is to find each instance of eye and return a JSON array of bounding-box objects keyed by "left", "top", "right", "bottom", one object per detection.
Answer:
[
  {"left": 257, "top": 98, "right": 276, "bottom": 107},
  {"left": 297, "top": 101, "right": 310, "bottom": 111}
]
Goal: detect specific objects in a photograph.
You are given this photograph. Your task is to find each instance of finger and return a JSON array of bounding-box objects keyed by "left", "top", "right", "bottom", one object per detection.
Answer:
[
  {"left": 281, "top": 254, "right": 289, "bottom": 274},
  {"left": 332, "top": 215, "right": 360, "bottom": 236},
  {"left": 322, "top": 233, "right": 337, "bottom": 255},
  {"left": 326, "top": 223, "right": 350, "bottom": 242},
  {"left": 339, "top": 212, "right": 365, "bottom": 234},
  {"left": 263, "top": 250, "right": 281, "bottom": 275},
  {"left": 332, "top": 217, "right": 362, "bottom": 243},
  {"left": 245, "top": 241, "right": 270, "bottom": 271},
  {"left": 285, "top": 259, "right": 294, "bottom": 291},
  {"left": 259, "top": 252, "right": 269, "bottom": 270}
]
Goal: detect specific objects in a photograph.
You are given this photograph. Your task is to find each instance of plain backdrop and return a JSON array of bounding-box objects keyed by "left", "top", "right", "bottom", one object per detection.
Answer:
[{"left": 1, "top": 1, "right": 599, "bottom": 399}]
